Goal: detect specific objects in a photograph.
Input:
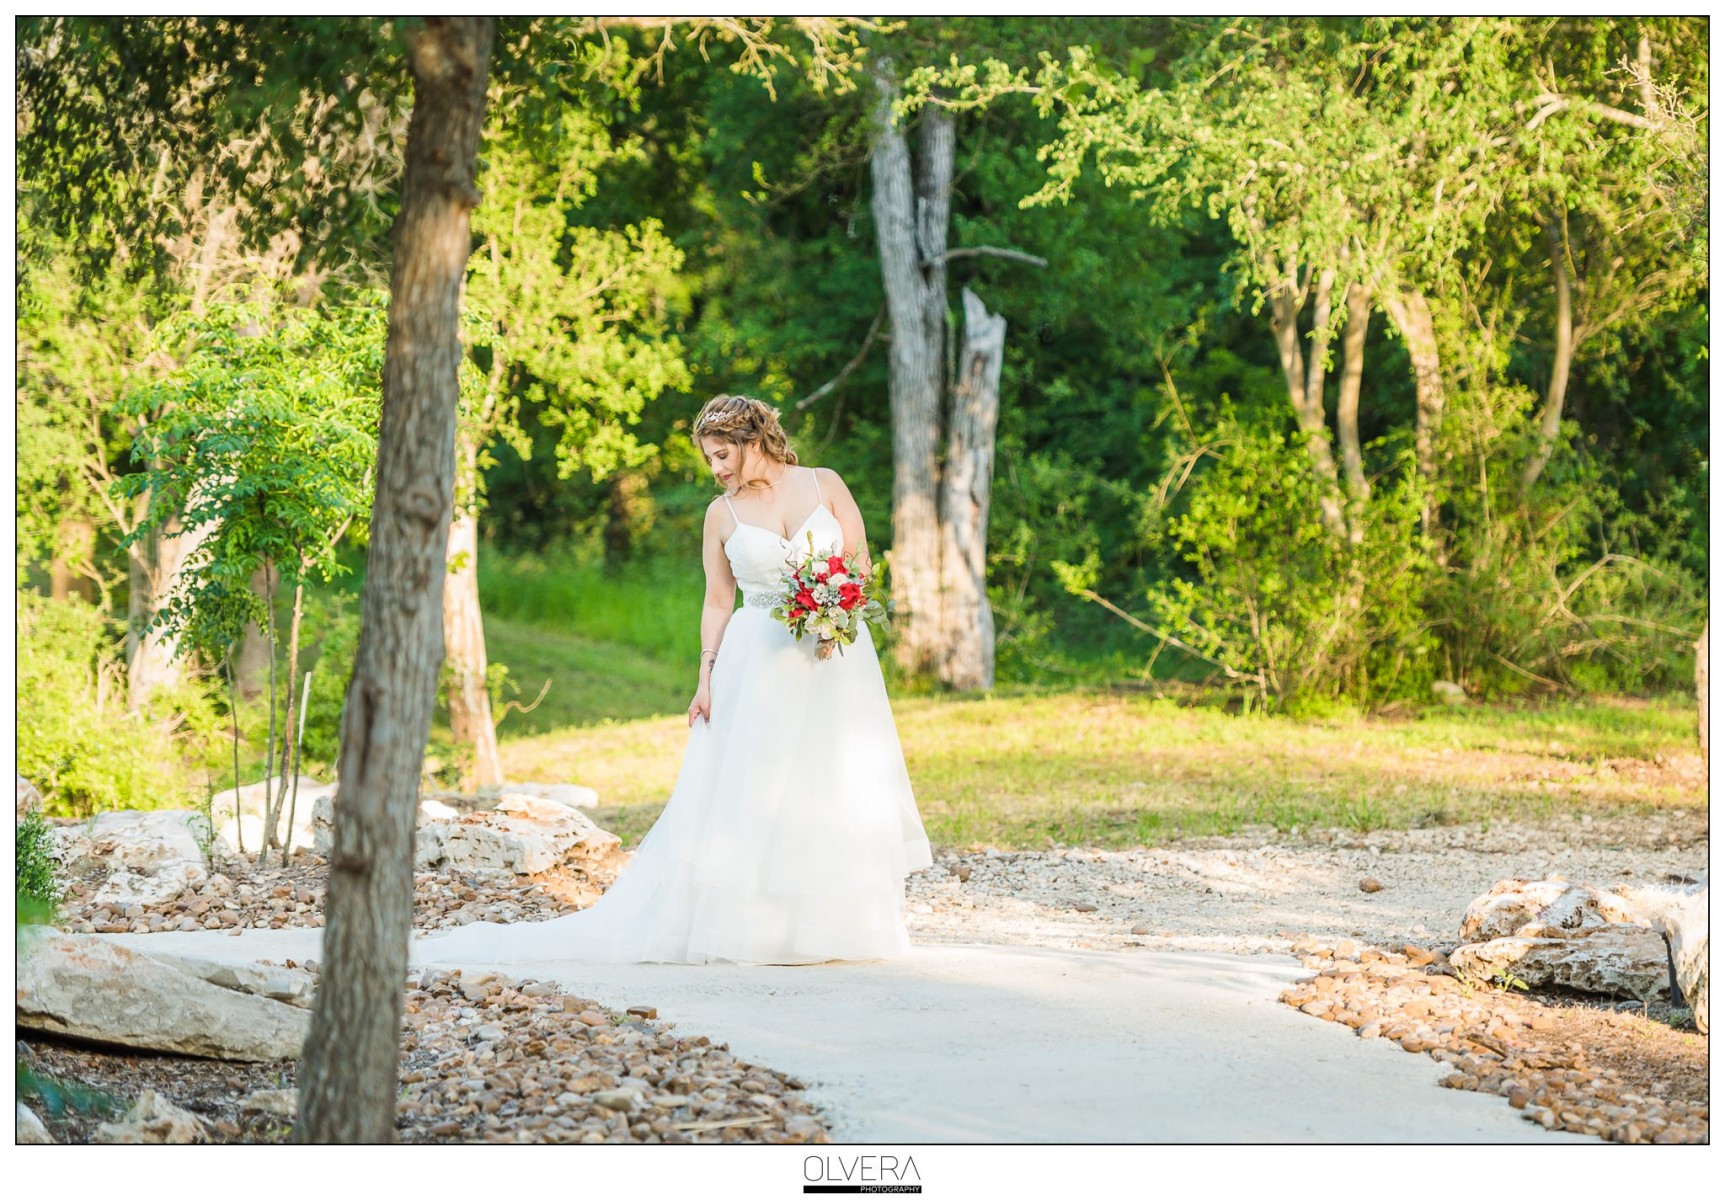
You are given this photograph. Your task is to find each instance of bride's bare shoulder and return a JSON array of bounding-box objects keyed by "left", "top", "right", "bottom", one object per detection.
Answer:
[{"left": 812, "top": 465, "right": 852, "bottom": 497}]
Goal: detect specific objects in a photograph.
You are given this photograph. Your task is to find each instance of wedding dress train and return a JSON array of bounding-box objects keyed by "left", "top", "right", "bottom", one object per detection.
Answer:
[{"left": 412, "top": 490, "right": 932, "bottom": 967}]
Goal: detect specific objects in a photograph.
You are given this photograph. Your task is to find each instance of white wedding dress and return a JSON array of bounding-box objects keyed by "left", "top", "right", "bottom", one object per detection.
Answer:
[{"left": 412, "top": 484, "right": 933, "bottom": 967}]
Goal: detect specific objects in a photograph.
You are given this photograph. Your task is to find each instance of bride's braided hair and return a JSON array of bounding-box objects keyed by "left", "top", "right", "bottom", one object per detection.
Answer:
[{"left": 691, "top": 395, "right": 799, "bottom": 481}]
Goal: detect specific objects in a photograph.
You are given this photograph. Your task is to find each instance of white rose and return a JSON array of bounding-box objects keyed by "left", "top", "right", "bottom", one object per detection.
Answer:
[
  {"left": 826, "top": 606, "right": 847, "bottom": 622},
  {"left": 828, "top": 572, "right": 849, "bottom": 587}
]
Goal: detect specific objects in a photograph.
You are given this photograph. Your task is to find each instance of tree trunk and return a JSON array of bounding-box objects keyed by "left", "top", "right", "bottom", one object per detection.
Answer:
[
  {"left": 603, "top": 469, "right": 649, "bottom": 567},
  {"left": 296, "top": 16, "right": 493, "bottom": 1146},
  {"left": 126, "top": 514, "right": 201, "bottom": 709},
  {"left": 233, "top": 565, "right": 276, "bottom": 700},
  {"left": 264, "top": 581, "right": 306, "bottom": 865},
  {"left": 443, "top": 437, "right": 504, "bottom": 791},
  {"left": 938, "top": 289, "right": 1004, "bottom": 691},
  {"left": 50, "top": 516, "right": 97, "bottom": 603},
  {"left": 1379, "top": 287, "right": 1445, "bottom": 538},
  {"left": 1522, "top": 223, "right": 1574, "bottom": 489},
  {"left": 1697, "top": 620, "right": 1708, "bottom": 761},
  {"left": 1267, "top": 265, "right": 1347, "bottom": 540},
  {"left": 869, "top": 59, "right": 951, "bottom": 679},
  {"left": 1336, "top": 282, "right": 1371, "bottom": 545}
]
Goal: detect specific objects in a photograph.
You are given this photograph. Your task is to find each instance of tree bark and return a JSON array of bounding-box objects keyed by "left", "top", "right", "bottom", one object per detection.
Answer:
[
  {"left": 126, "top": 513, "right": 203, "bottom": 709},
  {"left": 1267, "top": 265, "right": 1347, "bottom": 541},
  {"left": 50, "top": 516, "right": 97, "bottom": 603},
  {"left": 869, "top": 59, "right": 951, "bottom": 679},
  {"left": 233, "top": 565, "right": 276, "bottom": 700},
  {"left": 443, "top": 436, "right": 504, "bottom": 790},
  {"left": 1522, "top": 223, "right": 1574, "bottom": 489},
  {"left": 1697, "top": 620, "right": 1708, "bottom": 761},
  {"left": 1379, "top": 287, "right": 1445, "bottom": 537},
  {"left": 938, "top": 289, "right": 1004, "bottom": 691},
  {"left": 1336, "top": 281, "right": 1371, "bottom": 545},
  {"left": 296, "top": 16, "right": 493, "bottom": 1145}
]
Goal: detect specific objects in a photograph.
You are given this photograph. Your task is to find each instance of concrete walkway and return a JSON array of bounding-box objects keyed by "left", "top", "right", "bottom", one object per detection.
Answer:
[{"left": 102, "top": 929, "right": 1583, "bottom": 1143}]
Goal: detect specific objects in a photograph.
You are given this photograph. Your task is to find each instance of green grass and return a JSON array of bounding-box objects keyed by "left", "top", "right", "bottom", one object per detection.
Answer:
[{"left": 496, "top": 686, "right": 1706, "bottom": 850}]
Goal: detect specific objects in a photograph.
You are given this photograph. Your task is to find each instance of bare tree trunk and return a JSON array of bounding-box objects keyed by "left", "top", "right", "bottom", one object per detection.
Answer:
[
  {"left": 1379, "top": 287, "right": 1445, "bottom": 538},
  {"left": 1523, "top": 223, "right": 1574, "bottom": 489},
  {"left": 443, "top": 437, "right": 504, "bottom": 790},
  {"left": 1698, "top": 620, "right": 1708, "bottom": 761},
  {"left": 938, "top": 289, "right": 1004, "bottom": 691},
  {"left": 233, "top": 565, "right": 276, "bottom": 700},
  {"left": 296, "top": 16, "right": 493, "bottom": 1145},
  {"left": 50, "top": 516, "right": 97, "bottom": 602},
  {"left": 126, "top": 514, "right": 202, "bottom": 709},
  {"left": 1336, "top": 282, "right": 1371, "bottom": 545},
  {"left": 603, "top": 469, "right": 648, "bottom": 567},
  {"left": 264, "top": 581, "right": 306, "bottom": 865},
  {"left": 1267, "top": 265, "right": 1347, "bottom": 540},
  {"left": 869, "top": 59, "right": 951, "bottom": 679}
]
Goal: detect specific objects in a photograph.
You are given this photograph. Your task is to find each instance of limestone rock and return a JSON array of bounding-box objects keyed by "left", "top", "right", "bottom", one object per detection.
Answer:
[
  {"left": 17, "top": 1101, "right": 53, "bottom": 1144},
  {"left": 92, "top": 1089, "right": 209, "bottom": 1144},
  {"left": 495, "top": 781, "right": 601, "bottom": 810},
  {"left": 16, "top": 774, "right": 43, "bottom": 819},
  {"left": 138, "top": 949, "right": 317, "bottom": 1008},
  {"left": 1620, "top": 882, "right": 1709, "bottom": 1034},
  {"left": 212, "top": 776, "right": 336, "bottom": 855},
  {"left": 53, "top": 810, "right": 211, "bottom": 907},
  {"left": 1459, "top": 877, "right": 1641, "bottom": 942},
  {"left": 314, "top": 790, "right": 464, "bottom": 856},
  {"left": 1450, "top": 925, "right": 1672, "bottom": 999},
  {"left": 17, "top": 930, "right": 308, "bottom": 1060},
  {"left": 240, "top": 1087, "right": 299, "bottom": 1119},
  {"left": 1431, "top": 681, "right": 1468, "bottom": 705},
  {"left": 414, "top": 793, "right": 623, "bottom": 875}
]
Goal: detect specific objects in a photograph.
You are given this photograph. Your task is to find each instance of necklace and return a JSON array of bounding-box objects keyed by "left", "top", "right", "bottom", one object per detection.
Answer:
[{"left": 732, "top": 462, "right": 788, "bottom": 497}]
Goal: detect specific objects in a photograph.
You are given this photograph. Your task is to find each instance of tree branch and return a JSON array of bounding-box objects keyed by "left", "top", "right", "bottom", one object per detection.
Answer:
[
  {"left": 920, "top": 245, "right": 1049, "bottom": 270},
  {"left": 795, "top": 304, "right": 885, "bottom": 411}
]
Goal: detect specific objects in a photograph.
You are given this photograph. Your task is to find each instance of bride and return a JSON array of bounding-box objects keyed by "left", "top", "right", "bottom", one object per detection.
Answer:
[{"left": 414, "top": 394, "right": 933, "bottom": 967}]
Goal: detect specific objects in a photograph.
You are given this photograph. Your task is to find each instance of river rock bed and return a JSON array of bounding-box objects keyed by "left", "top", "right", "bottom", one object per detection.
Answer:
[
  {"left": 1277, "top": 937, "right": 1707, "bottom": 1144},
  {"left": 902, "top": 814, "right": 1707, "bottom": 955},
  {"left": 21, "top": 962, "right": 829, "bottom": 1145},
  {"left": 53, "top": 851, "right": 616, "bottom": 937}
]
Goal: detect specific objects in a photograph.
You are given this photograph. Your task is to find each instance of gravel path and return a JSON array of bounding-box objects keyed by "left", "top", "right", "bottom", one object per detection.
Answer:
[{"left": 903, "top": 814, "right": 1708, "bottom": 956}]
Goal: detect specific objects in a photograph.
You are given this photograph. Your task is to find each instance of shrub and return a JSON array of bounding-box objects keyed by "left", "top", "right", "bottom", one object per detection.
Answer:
[
  {"left": 16, "top": 591, "right": 217, "bottom": 816},
  {"left": 16, "top": 807, "right": 61, "bottom": 909}
]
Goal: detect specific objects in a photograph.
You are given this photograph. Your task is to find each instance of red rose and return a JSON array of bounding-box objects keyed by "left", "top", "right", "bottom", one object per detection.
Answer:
[
  {"left": 795, "top": 588, "right": 818, "bottom": 610},
  {"left": 788, "top": 606, "right": 806, "bottom": 620},
  {"left": 839, "top": 583, "right": 863, "bottom": 609},
  {"left": 827, "top": 555, "right": 847, "bottom": 575},
  {"left": 816, "top": 571, "right": 829, "bottom": 585}
]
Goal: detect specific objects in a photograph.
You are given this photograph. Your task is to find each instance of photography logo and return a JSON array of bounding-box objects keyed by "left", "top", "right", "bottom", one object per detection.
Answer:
[{"left": 802, "top": 1154, "right": 922, "bottom": 1194}]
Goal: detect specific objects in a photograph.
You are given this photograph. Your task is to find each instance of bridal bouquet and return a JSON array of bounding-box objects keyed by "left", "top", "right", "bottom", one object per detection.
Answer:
[{"left": 771, "top": 534, "right": 889, "bottom": 659}]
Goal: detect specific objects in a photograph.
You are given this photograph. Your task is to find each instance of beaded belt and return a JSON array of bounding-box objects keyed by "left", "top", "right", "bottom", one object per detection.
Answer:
[{"left": 742, "top": 591, "right": 778, "bottom": 610}]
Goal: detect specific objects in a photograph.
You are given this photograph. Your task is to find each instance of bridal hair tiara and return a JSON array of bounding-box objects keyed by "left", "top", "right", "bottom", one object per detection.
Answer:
[{"left": 692, "top": 394, "right": 800, "bottom": 466}]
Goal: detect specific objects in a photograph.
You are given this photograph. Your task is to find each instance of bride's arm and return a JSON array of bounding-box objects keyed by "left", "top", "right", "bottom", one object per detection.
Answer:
[
  {"left": 691, "top": 500, "right": 737, "bottom": 725},
  {"left": 818, "top": 467, "right": 874, "bottom": 576}
]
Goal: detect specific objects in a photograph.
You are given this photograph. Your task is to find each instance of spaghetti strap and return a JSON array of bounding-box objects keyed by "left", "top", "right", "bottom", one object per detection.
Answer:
[
  {"left": 811, "top": 467, "right": 823, "bottom": 504},
  {"left": 721, "top": 493, "right": 738, "bottom": 520}
]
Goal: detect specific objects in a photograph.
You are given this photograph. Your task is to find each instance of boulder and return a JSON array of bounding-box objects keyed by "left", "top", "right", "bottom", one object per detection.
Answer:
[
  {"left": 138, "top": 949, "right": 317, "bottom": 1009},
  {"left": 17, "top": 930, "right": 308, "bottom": 1061},
  {"left": 494, "top": 781, "right": 600, "bottom": 810},
  {"left": 239, "top": 1087, "right": 299, "bottom": 1120},
  {"left": 415, "top": 793, "right": 622, "bottom": 875},
  {"left": 52, "top": 810, "right": 212, "bottom": 907},
  {"left": 1450, "top": 925, "right": 1672, "bottom": 999},
  {"left": 211, "top": 775, "right": 336, "bottom": 856},
  {"left": 16, "top": 774, "right": 43, "bottom": 819},
  {"left": 91, "top": 1090, "right": 209, "bottom": 1144},
  {"left": 1458, "top": 876, "right": 1641, "bottom": 942},
  {"left": 1431, "top": 680, "right": 1468, "bottom": 705},
  {"left": 1621, "top": 882, "right": 1709, "bottom": 1033},
  {"left": 313, "top": 791, "right": 463, "bottom": 856},
  {"left": 17, "top": 1101, "right": 53, "bottom": 1144}
]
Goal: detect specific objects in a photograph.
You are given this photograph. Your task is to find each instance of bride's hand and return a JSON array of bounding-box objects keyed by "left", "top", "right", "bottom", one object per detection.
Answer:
[{"left": 688, "top": 682, "right": 712, "bottom": 726}]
